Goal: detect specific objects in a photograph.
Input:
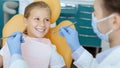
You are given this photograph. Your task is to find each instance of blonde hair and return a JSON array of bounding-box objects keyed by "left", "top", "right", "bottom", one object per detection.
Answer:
[{"left": 24, "top": 1, "right": 51, "bottom": 18}]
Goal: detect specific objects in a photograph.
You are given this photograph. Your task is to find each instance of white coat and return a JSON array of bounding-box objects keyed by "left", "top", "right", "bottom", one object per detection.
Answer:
[
  {"left": 9, "top": 59, "right": 28, "bottom": 68},
  {"left": 73, "top": 46, "right": 120, "bottom": 68}
]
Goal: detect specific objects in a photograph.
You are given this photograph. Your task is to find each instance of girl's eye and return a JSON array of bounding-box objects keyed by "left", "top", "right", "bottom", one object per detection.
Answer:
[
  {"left": 35, "top": 18, "right": 40, "bottom": 20},
  {"left": 46, "top": 19, "right": 50, "bottom": 21}
]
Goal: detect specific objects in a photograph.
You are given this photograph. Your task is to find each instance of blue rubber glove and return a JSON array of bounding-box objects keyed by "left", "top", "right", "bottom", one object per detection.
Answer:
[
  {"left": 7, "top": 32, "right": 24, "bottom": 55},
  {"left": 59, "top": 27, "right": 80, "bottom": 52}
]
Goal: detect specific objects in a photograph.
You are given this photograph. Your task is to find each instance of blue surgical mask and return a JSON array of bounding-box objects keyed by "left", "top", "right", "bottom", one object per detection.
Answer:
[{"left": 91, "top": 13, "right": 114, "bottom": 42}]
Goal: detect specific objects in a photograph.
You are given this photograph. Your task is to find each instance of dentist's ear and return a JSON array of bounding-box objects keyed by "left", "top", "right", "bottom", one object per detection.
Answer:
[{"left": 112, "top": 13, "right": 120, "bottom": 30}]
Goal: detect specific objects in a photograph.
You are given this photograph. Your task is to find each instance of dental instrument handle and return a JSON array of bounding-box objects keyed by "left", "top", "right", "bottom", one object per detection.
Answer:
[
  {"left": 0, "top": 35, "right": 15, "bottom": 39},
  {"left": 52, "top": 22, "right": 77, "bottom": 34}
]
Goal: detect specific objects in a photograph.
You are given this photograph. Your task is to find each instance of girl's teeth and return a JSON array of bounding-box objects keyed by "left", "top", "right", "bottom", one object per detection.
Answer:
[{"left": 36, "top": 29, "right": 45, "bottom": 32}]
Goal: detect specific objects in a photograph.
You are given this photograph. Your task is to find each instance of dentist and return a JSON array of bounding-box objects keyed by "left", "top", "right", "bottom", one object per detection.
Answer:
[{"left": 59, "top": 0, "right": 120, "bottom": 68}]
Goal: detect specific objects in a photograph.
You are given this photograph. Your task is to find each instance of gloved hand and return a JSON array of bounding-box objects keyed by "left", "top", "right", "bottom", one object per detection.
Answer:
[
  {"left": 59, "top": 27, "right": 80, "bottom": 52},
  {"left": 7, "top": 32, "right": 24, "bottom": 55}
]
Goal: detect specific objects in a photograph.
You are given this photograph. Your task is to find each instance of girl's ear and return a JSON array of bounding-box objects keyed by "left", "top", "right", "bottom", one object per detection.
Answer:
[
  {"left": 24, "top": 18, "right": 28, "bottom": 26},
  {"left": 112, "top": 13, "right": 120, "bottom": 30}
]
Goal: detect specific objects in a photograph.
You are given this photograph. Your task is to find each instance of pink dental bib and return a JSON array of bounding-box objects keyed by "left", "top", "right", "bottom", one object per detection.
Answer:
[{"left": 2, "top": 35, "right": 52, "bottom": 68}]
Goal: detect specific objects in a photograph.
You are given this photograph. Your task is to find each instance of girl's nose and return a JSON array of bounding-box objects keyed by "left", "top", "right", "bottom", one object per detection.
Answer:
[{"left": 38, "top": 20, "right": 45, "bottom": 27}]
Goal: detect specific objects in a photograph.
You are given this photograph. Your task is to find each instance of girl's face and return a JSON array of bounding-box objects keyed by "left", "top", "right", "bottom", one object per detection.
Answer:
[{"left": 24, "top": 8, "right": 50, "bottom": 38}]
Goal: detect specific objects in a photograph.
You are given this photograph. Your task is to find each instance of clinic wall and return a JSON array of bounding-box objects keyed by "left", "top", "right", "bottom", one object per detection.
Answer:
[
  {"left": 0, "top": 0, "right": 4, "bottom": 38},
  {"left": 0, "top": 0, "right": 19, "bottom": 38}
]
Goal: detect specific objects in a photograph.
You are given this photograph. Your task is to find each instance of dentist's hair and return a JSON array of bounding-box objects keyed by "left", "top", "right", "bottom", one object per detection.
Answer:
[
  {"left": 103, "top": 0, "right": 120, "bottom": 15},
  {"left": 24, "top": 1, "right": 51, "bottom": 18}
]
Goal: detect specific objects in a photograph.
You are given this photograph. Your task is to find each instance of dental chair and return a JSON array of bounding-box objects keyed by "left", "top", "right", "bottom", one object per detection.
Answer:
[{"left": 2, "top": 0, "right": 75, "bottom": 68}]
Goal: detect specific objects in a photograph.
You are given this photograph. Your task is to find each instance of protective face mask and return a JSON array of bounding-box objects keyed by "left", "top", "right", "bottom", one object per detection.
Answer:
[{"left": 91, "top": 13, "right": 114, "bottom": 42}]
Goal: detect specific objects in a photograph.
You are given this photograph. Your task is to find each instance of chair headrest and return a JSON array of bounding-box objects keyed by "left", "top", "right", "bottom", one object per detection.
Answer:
[{"left": 34, "top": 0, "right": 61, "bottom": 24}]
